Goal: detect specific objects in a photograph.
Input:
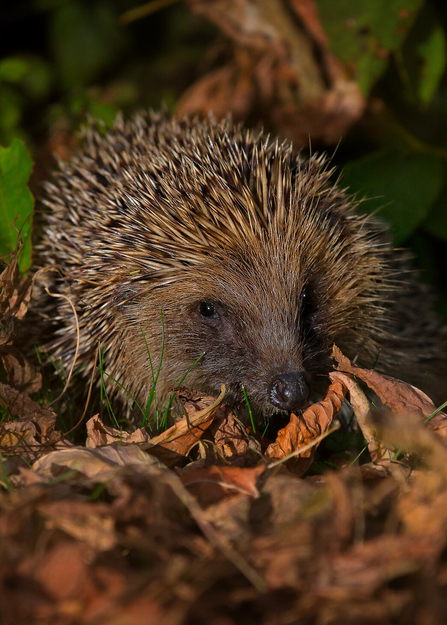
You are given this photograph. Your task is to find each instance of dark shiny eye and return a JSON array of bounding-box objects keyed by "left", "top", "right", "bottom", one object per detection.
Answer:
[
  {"left": 300, "top": 286, "right": 321, "bottom": 340},
  {"left": 199, "top": 301, "right": 218, "bottom": 319}
]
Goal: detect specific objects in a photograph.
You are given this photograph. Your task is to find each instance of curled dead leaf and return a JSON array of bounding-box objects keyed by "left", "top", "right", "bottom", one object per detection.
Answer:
[
  {"left": 264, "top": 377, "right": 347, "bottom": 475},
  {"left": 332, "top": 345, "right": 447, "bottom": 438},
  {"left": 207, "top": 411, "right": 262, "bottom": 465},
  {"left": 329, "top": 370, "right": 387, "bottom": 463},
  {"left": 86, "top": 415, "right": 151, "bottom": 448},
  {"left": 141, "top": 385, "right": 230, "bottom": 467},
  {"left": 0, "top": 383, "right": 60, "bottom": 460},
  {"left": 1, "top": 345, "right": 42, "bottom": 396}
]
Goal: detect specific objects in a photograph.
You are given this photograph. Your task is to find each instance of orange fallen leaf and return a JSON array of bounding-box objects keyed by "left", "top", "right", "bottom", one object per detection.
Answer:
[
  {"left": 85, "top": 387, "right": 229, "bottom": 468},
  {"left": 332, "top": 345, "right": 447, "bottom": 438},
  {"left": 179, "top": 465, "right": 265, "bottom": 507},
  {"left": 264, "top": 377, "right": 347, "bottom": 475},
  {"left": 329, "top": 370, "right": 387, "bottom": 463},
  {"left": 17, "top": 542, "right": 92, "bottom": 601},
  {"left": 86, "top": 415, "right": 151, "bottom": 448},
  {"left": 142, "top": 385, "right": 230, "bottom": 466}
]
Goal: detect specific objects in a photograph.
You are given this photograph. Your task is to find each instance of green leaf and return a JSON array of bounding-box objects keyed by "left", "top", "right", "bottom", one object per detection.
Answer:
[
  {"left": 316, "top": 0, "right": 424, "bottom": 94},
  {"left": 342, "top": 150, "right": 443, "bottom": 244},
  {"left": 0, "top": 139, "right": 34, "bottom": 272},
  {"left": 417, "top": 26, "right": 447, "bottom": 105}
]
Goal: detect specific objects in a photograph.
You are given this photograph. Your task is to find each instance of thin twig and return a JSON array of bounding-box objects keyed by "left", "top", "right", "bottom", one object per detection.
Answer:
[
  {"left": 45, "top": 287, "right": 80, "bottom": 406},
  {"left": 63, "top": 345, "right": 99, "bottom": 437}
]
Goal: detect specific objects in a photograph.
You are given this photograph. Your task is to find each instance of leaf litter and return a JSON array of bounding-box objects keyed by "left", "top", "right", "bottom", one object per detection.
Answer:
[{"left": 2, "top": 249, "right": 447, "bottom": 623}]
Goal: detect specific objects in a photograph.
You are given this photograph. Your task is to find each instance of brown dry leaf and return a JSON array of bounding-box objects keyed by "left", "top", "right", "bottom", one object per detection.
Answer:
[
  {"left": 32, "top": 444, "right": 162, "bottom": 485},
  {"left": 330, "top": 370, "right": 388, "bottom": 463},
  {"left": 0, "top": 241, "right": 21, "bottom": 318},
  {"left": 180, "top": 0, "right": 365, "bottom": 146},
  {"left": 0, "top": 235, "right": 35, "bottom": 326},
  {"left": 86, "top": 414, "right": 151, "bottom": 448},
  {"left": 1, "top": 345, "right": 42, "bottom": 395},
  {"left": 179, "top": 465, "right": 265, "bottom": 507},
  {"left": 37, "top": 500, "right": 117, "bottom": 551},
  {"left": 0, "top": 382, "right": 56, "bottom": 424},
  {"left": 141, "top": 385, "right": 229, "bottom": 467},
  {"left": 201, "top": 491, "right": 253, "bottom": 542},
  {"left": 398, "top": 470, "right": 447, "bottom": 537},
  {"left": 177, "top": 60, "right": 255, "bottom": 121},
  {"left": 175, "top": 385, "right": 227, "bottom": 417},
  {"left": 264, "top": 377, "right": 347, "bottom": 474},
  {"left": 0, "top": 244, "right": 22, "bottom": 349},
  {"left": 7, "top": 273, "right": 34, "bottom": 321},
  {"left": 0, "top": 385, "right": 60, "bottom": 458},
  {"left": 0, "top": 417, "right": 40, "bottom": 451},
  {"left": 332, "top": 345, "right": 447, "bottom": 437},
  {"left": 203, "top": 411, "right": 262, "bottom": 466},
  {"left": 0, "top": 236, "right": 46, "bottom": 412},
  {"left": 374, "top": 412, "right": 447, "bottom": 479}
]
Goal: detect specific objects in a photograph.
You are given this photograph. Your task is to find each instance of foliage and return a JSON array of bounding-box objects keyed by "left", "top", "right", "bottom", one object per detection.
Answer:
[
  {"left": 342, "top": 149, "right": 444, "bottom": 244},
  {"left": 0, "top": 139, "right": 33, "bottom": 271},
  {"left": 317, "top": 0, "right": 425, "bottom": 94}
]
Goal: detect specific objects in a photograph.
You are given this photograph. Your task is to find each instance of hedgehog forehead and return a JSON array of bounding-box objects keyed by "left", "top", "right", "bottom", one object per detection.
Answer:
[{"left": 170, "top": 245, "right": 307, "bottom": 311}]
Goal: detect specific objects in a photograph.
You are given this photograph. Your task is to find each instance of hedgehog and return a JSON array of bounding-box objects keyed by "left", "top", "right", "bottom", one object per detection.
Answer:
[{"left": 38, "top": 112, "right": 446, "bottom": 424}]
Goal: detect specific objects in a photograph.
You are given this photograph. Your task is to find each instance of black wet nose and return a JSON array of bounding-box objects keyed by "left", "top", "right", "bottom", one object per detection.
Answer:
[{"left": 268, "top": 371, "right": 310, "bottom": 412}]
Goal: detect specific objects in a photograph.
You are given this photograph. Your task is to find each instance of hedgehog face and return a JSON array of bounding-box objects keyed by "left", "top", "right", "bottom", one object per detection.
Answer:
[
  {"left": 132, "top": 251, "right": 335, "bottom": 419},
  {"left": 193, "top": 295, "right": 314, "bottom": 414}
]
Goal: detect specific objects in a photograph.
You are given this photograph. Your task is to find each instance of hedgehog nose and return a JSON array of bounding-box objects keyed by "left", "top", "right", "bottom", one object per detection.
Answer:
[{"left": 268, "top": 371, "right": 310, "bottom": 412}]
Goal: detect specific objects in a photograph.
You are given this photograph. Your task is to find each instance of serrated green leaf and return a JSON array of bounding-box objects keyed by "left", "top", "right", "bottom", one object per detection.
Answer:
[
  {"left": 342, "top": 150, "right": 443, "bottom": 244},
  {"left": 417, "top": 26, "right": 447, "bottom": 105},
  {"left": 0, "top": 139, "right": 34, "bottom": 272},
  {"left": 316, "top": 0, "right": 424, "bottom": 94}
]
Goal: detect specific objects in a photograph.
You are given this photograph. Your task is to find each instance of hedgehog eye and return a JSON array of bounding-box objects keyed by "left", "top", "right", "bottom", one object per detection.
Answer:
[
  {"left": 300, "top": 288, "right": 314, "bottom": 325},
  {"left": 199, "top": 301, "right": 219, "bottom": 319}
]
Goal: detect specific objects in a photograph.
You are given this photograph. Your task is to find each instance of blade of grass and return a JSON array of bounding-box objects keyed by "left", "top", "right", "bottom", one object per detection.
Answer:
[
  {"left": 242, "top": 386, "right": 256, "bottom": 435},
  {"left": 140, "top": 312, "right": 165, "bottom": 427},
  {"left": 161, "top": 352, "right": 205, "bottom": 430},
  {"left": 99, "top": 369, "right": 152, "bottom": 431},
  {"left": 349, "top": 443, "right": 368, "bottom": 466},
  {"left": 425, "top": 398, "right": 447, "bottom": 423}
]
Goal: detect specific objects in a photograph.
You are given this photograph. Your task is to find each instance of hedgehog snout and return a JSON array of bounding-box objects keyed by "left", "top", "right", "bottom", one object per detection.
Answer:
[{"left": 268, "top": 371, "right": 310, "bottom": 413}]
